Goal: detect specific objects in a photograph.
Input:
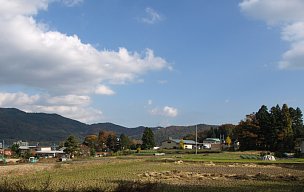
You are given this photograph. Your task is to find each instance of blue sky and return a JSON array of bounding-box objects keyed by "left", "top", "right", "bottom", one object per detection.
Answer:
[{"left": 0, "top": 0, "right": 304, "bottom": 127}]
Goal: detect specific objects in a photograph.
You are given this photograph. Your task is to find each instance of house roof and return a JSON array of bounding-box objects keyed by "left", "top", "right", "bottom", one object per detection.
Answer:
[
  {"left": 36, "top": 150, "right": 65, "bottom": 154},
  {"left": 169, "top": 138, "right": 197, "bottom": 145},
  {"left": 204, "top": 138, "right": 221, "bottom": 142}
]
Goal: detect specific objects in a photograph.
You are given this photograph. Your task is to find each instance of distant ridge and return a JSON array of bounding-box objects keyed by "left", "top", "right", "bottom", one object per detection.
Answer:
[{"left": 0, "top": 108, "right": 217, "bottom": 145}]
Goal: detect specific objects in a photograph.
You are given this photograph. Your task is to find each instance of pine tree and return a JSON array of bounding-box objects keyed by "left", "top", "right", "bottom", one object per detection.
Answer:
[
  {"left": 256, "top": 105, "right": 272, "bottom": 150},
  {"left": 290, "top": 107, "right": 304, "bottom": 138},
  {"left": 281, "top": 104, "right": 293, "bottom": 151},
  {"left": 141, "top": 127, "right": 155, "bottom": 149},
  {"left": 64, "top": 135, "right": 80, "bottom": 158},
  {"left": 270, "top": 105, "right": 283, "bottom": 151}
]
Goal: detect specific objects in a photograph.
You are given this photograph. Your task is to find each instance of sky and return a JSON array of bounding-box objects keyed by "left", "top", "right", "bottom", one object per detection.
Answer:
[{"left": 0, "top": 0, "right": 304, "bottom": 127}]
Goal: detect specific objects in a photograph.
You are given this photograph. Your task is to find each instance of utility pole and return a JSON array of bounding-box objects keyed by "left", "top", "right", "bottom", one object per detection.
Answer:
[{"left": 195, "top": 125, "right": 198, "bottom": 155}]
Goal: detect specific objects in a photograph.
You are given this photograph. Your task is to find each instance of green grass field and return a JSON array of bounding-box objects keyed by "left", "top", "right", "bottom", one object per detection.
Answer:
[{"left": 1, "top": 151, "right": 304, "bottom": 192}]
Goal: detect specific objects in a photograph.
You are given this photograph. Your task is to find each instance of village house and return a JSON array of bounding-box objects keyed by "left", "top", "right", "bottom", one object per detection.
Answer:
[
  {"left": 14, "top": 140, "right": 66, "bottom": 158},
  {"left": 160, "top": 137, "right": 199, "bottom": 149},
  {"left": 35, "top": 146, "right": 66, "bottom": 158},
  {"left": 203, "top": 138, "right": 222, "bottom": 150}
]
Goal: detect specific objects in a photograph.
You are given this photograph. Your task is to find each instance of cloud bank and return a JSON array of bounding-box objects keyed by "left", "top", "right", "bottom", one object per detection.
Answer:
[
  {"left": 0, "top": 0, "right": 169, "bottom": 122},
  {"left": 239, "top": 0, "right": 304, "bottom": 69}
]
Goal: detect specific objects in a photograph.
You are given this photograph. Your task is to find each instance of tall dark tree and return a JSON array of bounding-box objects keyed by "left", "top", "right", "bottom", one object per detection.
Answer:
[
  {"left": 290, "top": 107, "right": 304, "bottom": 138},
  {"left": 281, "top": 104, "right": 293, "bottom": 151},
  {"left": 141, "top": 127, "right": 155, "bottom": 149},
  {"left": 64, "top": 135, "right": 80, "bottom": 158},
  {"left": 256, "top": 105, "right": 273, "bottom": 150},
  {"left": 270, "top": 105, "right": 283, "bottom": 150},
  {"left": 10, "top": 144, "right": 20, "bottom": 157}
]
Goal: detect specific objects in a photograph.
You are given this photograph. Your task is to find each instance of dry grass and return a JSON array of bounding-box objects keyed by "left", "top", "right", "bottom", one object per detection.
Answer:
[{"left": 1, "top": 154, "right": 304, "bottom": 191}]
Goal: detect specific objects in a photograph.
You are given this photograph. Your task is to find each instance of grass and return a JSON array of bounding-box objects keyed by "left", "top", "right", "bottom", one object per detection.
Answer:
[
  {"left": 1, "top": 151, "right": 304, "bottom": 191},
  {"left": 146, "top": 151, "right": 304, "bottom": 164}
]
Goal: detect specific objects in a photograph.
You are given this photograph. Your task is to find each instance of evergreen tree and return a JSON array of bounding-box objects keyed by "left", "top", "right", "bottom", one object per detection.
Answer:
[
  {"left": 256, "top": 105, "right": 273, "bottom": 150},
  {"left": 270, "top": 105, "right": 283, "bottom": 151},
  {"left": 64, "top": 135, "right": 80, "bottom": 158},
  {"left": 290, "top": 107, "right": 304, "bottom": 138},
  {"left": 141, "top": 127, "right": 155, "bottom": 149},
  {"left": 281, "top": 104, "right": 293, "bottom": 151}
]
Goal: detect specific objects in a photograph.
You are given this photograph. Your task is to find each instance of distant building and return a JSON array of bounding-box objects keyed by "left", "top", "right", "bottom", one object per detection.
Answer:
[
  {"left": 35, "top": 147, "right": 65, "bottom": 158},
  {"left": 14, "top": 140, "right": 29, "bottom": 147},
  {"left": 161, "top": 137, "right": 198, "bottom": 149},
  {"left": 203, "top": 138, "right": 222, "bottom": 150},
  {"left": 203, "top": 138, "right": 221, "bottom": 144}
]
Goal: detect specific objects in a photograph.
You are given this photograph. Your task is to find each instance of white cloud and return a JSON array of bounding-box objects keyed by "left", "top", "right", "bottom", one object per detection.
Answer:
[
  {"left": 0, "top": 0, "right": 170, "bottom": 122},
  {"left": 141, "top": 7, "right": 162, "bottom": 24},
  {"left": 0, "top": 92, "right": 40, "bottom": 106},
  {"left": 148, "top": 99, "right": 153, "bottom": 105},
  {"left": 0, "top": 92, "right": 102, "bottom": 123},
  {"left": 150, "top": 106, "right": 178, "bottom": 117},
  {"left": 239, "top": 0, "right": 304, "bottom": 69},
  {"left": 61, "top": 0, "right": 84, "bottom": 7},
  {"left": 95, "top": 85, "right": 115, "bottom": 95},
  {"left": 0, "top": 0, "right": 169, "bottom": 94}
]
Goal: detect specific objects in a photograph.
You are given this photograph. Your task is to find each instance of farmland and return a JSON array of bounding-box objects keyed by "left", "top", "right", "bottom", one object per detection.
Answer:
[{"left": 1, "top": 152, "right": 304, "bottom": 192}]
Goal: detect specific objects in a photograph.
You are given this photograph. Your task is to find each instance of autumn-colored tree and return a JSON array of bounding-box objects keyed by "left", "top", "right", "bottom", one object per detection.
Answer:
[
  {"left": 83, "top": 135, "right": 98, "bottom": 148},
  {"left": 225, "top": 136, "right": 231, "bottom": 147},
  {"left": 179, "top": 139, "right": 185, "bottom": 149},
  {"left": 235, "top": 114, "right": 259, "bottom": 150},
  {"left": 98, "top": 131, "right": 115, "bottom": 151}
]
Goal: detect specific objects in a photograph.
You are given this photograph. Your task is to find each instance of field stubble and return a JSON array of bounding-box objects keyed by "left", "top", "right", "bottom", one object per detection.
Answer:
[{"left": 1, "top": 154, "right": 304, "bottom": 191}]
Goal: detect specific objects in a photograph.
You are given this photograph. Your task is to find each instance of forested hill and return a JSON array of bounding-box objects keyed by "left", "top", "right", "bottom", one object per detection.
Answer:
[
  {"left": 0, "top": 108, "right": 215, "bottom": 145},
  {"left": 0, "top": 108, "right": 88, "bottom": 144}
]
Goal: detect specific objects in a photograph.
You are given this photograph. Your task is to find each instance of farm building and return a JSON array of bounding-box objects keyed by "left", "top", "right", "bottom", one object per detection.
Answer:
[
  {"left": 203, "top": 138, "right": 221, "bottom": 144},
  {"left": 160, "top": 137, "right": 198, "bottom": 149}
]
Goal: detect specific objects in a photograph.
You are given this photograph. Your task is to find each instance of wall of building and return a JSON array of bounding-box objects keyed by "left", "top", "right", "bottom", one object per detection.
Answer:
[{"left": 184, "top": 144, "right": 193, "bottom": 149}]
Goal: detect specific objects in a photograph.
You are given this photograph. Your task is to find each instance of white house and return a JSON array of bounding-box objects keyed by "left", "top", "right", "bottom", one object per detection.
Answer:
[
  {"left": 35, "top": 147, "right": 65, "bottom": 158},
  {"left": 161, "top": 138, "right": 198, "bottom": 149}
]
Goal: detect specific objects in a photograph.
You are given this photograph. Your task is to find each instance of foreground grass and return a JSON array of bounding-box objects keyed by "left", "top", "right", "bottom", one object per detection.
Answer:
[{"left": 1, "top": 152, "right": 304, "bottom": 191}]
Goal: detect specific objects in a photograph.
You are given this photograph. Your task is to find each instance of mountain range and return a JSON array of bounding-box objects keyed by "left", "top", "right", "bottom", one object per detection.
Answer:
[{"left": 0, "top": 108, "right": 217, "bottom": 145}]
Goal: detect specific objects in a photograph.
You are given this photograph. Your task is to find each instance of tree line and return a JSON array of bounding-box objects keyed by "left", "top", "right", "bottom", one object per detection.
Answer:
[
  {"left": 182, "top": 104, "right": 304, "bottom": 153},
  {"left": 235, "top": 104, "right": 304, "bottom": 152},
  {"left": 80, "top": 127, "right": 155, "bottom": 156}
]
